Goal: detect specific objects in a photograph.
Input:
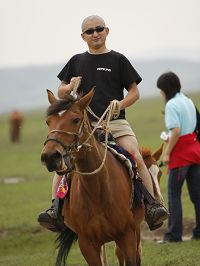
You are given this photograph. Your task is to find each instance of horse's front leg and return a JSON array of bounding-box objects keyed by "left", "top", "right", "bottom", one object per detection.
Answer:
[
  {"left": 78, "top": 236, "right": 103, "bottom": 266},
  {"left": 115, "top": 244, "right": 124, "bottom": 266},
  {"left": 135, "top": 226, "right": 142, "bottom": 266},
  {"left": 116, "top": 229, "right": 138, "bottom": 266}
]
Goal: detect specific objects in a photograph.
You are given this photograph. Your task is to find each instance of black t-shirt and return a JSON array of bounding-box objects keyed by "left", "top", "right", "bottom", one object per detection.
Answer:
[{"left": 57, "top": 50, "right": 142, "bottom": 120}]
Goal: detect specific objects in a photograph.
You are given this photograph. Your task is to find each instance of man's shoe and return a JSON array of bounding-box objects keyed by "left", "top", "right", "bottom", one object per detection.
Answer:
[
  {"left": 145, "top": 202, "right": 169, "bottom": 231},
  {"left": 38, "top": 206, "right": 59, "bottom": 232},
  {"left": 38, "top": 198, "right": 66, "bottom": 232}
]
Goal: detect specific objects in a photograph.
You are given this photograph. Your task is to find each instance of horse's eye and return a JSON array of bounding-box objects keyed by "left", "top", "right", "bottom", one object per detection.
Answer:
[
  {"left": 73, "top": 118, "right": 81, "bottom": 124},
  {"left": 46, "top": 117, "right": 50, "bottom": 126}
]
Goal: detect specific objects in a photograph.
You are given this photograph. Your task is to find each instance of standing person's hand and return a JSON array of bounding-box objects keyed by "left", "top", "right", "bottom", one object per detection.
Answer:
[{"left": 162, "top": 152, "right": 170, "bottom": 165}]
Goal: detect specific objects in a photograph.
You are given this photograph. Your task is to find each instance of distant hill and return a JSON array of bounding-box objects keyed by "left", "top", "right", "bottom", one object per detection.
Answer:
[
  {"left": 134, "top": 58, "right": 200, "bottom": 97},
  {"left": 0, "top": 58, "right": 199, "bottom": 113}
]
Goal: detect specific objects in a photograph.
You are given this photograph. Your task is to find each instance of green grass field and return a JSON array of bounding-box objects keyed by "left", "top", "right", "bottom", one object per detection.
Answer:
[{"left": 0, "top": 92, "right": 200, "bottom": 266}]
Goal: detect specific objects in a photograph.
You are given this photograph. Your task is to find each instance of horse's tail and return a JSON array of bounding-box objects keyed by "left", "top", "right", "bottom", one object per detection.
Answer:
[{"left": 55, "top": 226, "right": 78, "bottom": 266}]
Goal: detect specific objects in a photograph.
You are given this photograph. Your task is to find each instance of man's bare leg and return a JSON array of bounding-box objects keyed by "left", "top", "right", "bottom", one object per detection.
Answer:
[{"left": 116, "top": 135, "right": 154, "bottom": 196}]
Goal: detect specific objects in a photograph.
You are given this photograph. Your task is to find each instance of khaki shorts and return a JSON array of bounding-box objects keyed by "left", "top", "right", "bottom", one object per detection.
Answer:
[{"left": 92, "top": 119, "right": 136, "bottom": 139}]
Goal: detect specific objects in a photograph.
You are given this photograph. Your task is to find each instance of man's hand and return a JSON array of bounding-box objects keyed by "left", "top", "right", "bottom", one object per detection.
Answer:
[
  {"left": 70, "top": 77, "right": 82, "bottom": 96},
  {"left": 58, "top": 76, "right": 82, "bottom": 99},
  {"left": 110, "top": 100, "right": 121, "bottom": 119},
  {"left": 70, "top": 77, "right": 82, "bottom": 91}
]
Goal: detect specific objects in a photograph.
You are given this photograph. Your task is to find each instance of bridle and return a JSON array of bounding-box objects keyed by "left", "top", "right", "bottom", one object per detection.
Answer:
[
  {"left": 44, "top": 129, "right": 82, "bottom": 153},
  {"left": 43, "top": 120, "right": 86, "bottom": 173}
]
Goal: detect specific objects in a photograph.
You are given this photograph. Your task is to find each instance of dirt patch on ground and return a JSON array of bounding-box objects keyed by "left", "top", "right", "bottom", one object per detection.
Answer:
[
  {"left": 141, "top": 218, "right": 195, "bottom": 241},
  {"left": 1, "top": 219, "right": 195, "bottom": 243}
]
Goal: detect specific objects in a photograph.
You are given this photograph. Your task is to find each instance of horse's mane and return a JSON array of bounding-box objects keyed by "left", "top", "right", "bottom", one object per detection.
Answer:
[{"left": 47, "top": 95, "right": 80, "bottom": 116}]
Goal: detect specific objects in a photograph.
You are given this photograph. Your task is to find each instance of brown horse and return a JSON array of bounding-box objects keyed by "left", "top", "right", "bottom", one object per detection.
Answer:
[
  {"left": 41, "top": 89, "right": 163, "bottom": 266},
  {"left": 9, "top": 109, "right": 23, "bottom": 142}
]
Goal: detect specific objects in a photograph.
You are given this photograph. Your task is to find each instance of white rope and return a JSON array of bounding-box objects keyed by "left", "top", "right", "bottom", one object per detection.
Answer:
[
  {"left": 74, "top": 100, "right": 120, "bottom": 176},
  {"left": 70, "top": 77, "right": 82, "bottom": 98},
  {"left": 110, "top": 99, "right": 120, "bottom": 119}
]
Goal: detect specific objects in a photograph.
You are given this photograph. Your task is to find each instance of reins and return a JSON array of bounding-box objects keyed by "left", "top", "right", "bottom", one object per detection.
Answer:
[{"left": 72, "top": 100, "right": 120, "bottom": 175}]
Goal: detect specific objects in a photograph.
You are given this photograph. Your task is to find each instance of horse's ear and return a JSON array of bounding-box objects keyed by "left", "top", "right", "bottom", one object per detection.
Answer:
[
  {"left": 47, "top": 89, "right": 57, "bottom": 105},
  {"left": 78, "top": 87, "right": 95, "bottom": 110},
  {"left": 152, "top": 143, "right": 164, "bottom": 161}
]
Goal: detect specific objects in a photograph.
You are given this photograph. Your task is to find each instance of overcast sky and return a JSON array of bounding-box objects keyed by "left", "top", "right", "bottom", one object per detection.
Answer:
[{"left": 1, "top": 0, "right": 200, "bottom": 68}]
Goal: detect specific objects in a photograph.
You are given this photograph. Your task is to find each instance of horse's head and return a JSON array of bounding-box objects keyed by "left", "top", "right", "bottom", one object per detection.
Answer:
[
  {"left": 141, "top": 144, "right": 164, "bottom": 203},
  {"left": 141, "top": 144, "right": 163, "bottom": 179},
  {"left": 41, "top": 88, "right": 94, "bottom": 175}
]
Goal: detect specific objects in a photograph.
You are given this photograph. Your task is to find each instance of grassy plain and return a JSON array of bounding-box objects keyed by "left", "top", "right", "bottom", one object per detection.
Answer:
[{"left": 0, "top": 92, "right": 199, "bottom": 266}]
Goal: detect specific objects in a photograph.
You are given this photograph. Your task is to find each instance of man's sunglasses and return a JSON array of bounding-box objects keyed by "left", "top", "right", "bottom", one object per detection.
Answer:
[{"left": 83, "top": 26, "right": 106, "bottom": 35}]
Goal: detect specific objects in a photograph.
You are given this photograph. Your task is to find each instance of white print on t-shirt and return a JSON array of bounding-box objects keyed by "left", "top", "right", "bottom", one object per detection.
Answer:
[{"left": 97, "top": 67, "right": 111, "bottom": 72}]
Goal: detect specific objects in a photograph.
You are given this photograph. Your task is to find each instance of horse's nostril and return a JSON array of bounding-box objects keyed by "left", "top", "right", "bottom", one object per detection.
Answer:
[
  {"left": 41, "top": 150, "right": 62, "bottom": 164},
  {"left": 54, "top": 150, "right": 62, "bottom": 160},
  {"left": 41, "top": 153, "right": 46, "bottom": 164},
  {"left": 41, "top": 150, "right": 63, "bottom": 172}
]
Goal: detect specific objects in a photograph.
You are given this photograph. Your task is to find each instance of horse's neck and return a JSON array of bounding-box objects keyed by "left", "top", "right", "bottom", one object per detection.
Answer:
[
  {"left": 75, "top": 127, "right": 109, "bottom": 199},
  {"left": 75, "top": 114, "right": 110, "bottom": 194},
  {"left": 77, "top": 116, "right": 105, "bottom": 170},
  {"left": 77, "top": 135, "right": 105, "bottom": 173}
]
